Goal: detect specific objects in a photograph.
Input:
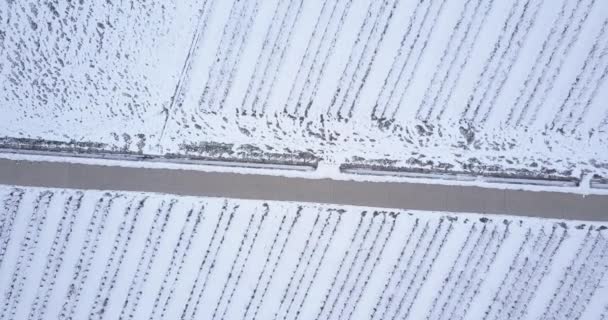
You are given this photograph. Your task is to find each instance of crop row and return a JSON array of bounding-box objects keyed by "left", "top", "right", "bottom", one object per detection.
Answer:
[{"left": 0, "top": 187, "right": 606, "bottom": 319}]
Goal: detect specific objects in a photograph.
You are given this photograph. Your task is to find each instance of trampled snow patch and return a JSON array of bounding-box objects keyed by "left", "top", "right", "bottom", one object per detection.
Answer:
[{"left": 1, "top": 0, "right": 608, "bottom": 184}]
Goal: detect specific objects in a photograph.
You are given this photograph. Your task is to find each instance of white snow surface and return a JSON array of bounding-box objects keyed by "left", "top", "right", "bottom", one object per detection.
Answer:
[
  {"left": 1, "top": 0, "right": 608, "bottom": 181},
  {"left": 0, "top": 185, "right": 607, "bottom": 320}
]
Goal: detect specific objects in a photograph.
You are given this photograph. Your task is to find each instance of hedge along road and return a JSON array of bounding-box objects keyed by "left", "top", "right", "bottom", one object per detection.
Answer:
[{"left": 0, "top": 158, "right": 606, "bottom": 222}]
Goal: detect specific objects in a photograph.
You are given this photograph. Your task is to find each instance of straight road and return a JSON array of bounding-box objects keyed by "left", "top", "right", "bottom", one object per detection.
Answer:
[{"left": 0, "top": 158, "right": 606, "bottom": 221}]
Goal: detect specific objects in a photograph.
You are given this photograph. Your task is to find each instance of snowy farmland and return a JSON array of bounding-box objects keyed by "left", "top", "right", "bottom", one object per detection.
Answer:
[
  {"left": 0, "top": 185, "right": 607, "bottom": 320},
  {"left": 1, "top": 0, "right": 608, "bottom": 183}
]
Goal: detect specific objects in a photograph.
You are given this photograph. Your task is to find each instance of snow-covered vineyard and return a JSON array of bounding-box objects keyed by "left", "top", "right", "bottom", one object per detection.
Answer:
[
  {"left": 1, "top": 0, "right": 608, "bottom": 183},
  {"left": 0, "top": 185, "right": 606, "bottom": 320}
]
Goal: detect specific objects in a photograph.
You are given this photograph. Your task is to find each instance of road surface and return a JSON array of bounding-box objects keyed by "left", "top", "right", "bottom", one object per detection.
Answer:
[{"left": 0, "top": 158, "right": 606, "bottom": 221}]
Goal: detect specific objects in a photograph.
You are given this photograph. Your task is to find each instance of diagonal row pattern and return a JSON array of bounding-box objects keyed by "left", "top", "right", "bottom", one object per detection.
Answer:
[
  {"left": 0, "top": 185, "right": 606, "bottom": 320},
  {"left": 2, "top": 0, "right": 608, "bottom": 180}
]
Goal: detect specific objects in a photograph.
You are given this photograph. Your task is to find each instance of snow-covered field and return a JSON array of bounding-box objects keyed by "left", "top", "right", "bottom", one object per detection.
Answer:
[
  {"left": 0, "top": 185, "right": 606, "bottom": 320},
  {"left": 1, "top": 0, "right": 608, "bottom": 183}
]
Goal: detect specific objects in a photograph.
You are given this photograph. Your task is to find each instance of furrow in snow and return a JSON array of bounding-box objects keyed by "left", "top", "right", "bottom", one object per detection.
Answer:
[
  {"left": 0, "top": 191, "right": 54, "bottom": 320},
  {"left": 27, "top": 193, "right": 83, "bottom": 320},
  {"left": 88, "top": 197, "right": 147, "bottom": 320},
  {"left": 0, "top": 188, "right": 25, "bottom": 267}
]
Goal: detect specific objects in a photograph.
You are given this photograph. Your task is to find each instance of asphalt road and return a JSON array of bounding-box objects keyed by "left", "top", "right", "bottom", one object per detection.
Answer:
[{"left": 0, "top": 158, "right": 606, "bottom": 221}]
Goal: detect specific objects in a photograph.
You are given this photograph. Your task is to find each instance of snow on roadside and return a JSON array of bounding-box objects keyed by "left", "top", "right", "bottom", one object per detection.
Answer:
[{"left": 2, "top": 152, "right": 607, "bottom": 196}]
